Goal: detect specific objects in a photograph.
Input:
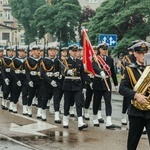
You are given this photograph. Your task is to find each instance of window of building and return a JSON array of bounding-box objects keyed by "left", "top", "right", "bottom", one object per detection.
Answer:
[
  {"left": 20, "top": 35, "right": 25, "bottom": 44},
  {"left": 6, "top": 0, "right": 9, "bottom": 5},
  {"left": 0, "top": 11, "right": 2, "bottom": 17},
  {"left": 86, "top": 0, "right": 98, "bottom": 3},
  {"left": 0, "top": 0, "right": 2, "bottom": 5},
  {"left": 5, "top": 11, "right": 11, "bottom": 19},
  {"left": 2, "top": 33, "right": 10, "bottom": 40}
]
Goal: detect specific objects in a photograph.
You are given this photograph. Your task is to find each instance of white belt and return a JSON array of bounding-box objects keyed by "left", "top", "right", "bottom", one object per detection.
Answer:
[
  {"left": 15, "top": 70, "right": 25, "bottom": 74},
  {"left": 46, "top": 72, "right": 60, "bottom": 77},
  {"left": 5, "top": 68, "right": 11, "bottom": 72},
  {"left": 30, "top": 71, "right": 40, "bottom": 76},
  {"left": 88, "top": 74, "right": 94, "bottom": 78},
  {"left": 95, "top": 74, "right": 109, "bottom": 78},
  {"left": 65, "top": 76, "right": 81, "bottom": 80}
]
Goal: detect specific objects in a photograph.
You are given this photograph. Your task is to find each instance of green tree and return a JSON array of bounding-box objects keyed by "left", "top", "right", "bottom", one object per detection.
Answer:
[
  {"left": 9, "top": 0, "right": 46, "bottom": 44},
  {"left": 34, "top": 0, "right": 81, "bottom": 46},
  {"left": 88, "top": 0, "right": 150, "bottom": 55}
]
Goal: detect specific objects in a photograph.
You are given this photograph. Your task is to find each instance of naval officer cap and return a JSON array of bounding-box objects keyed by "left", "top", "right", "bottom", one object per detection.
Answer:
[
  {"left": 69, "top": 44, "right": 79, "bottom": 51},
  {"left": 97, "top": 43, "right": 108, "bottom": 50},
  {"left": 47, "top": 46, "right": 59, "bottom": 51},
  {"left": 6, "top": 46, "right": 15, "bottom": 51},
  {"left": 17, "top": 46, "right": 26, "bottom": 51},
  {"left": 61, "top": 47, "right": 68, "bottom": 51},
  {"left": 32, "top": 45, "right": 40, "bottom": 50},
  {"left": 131, "top": 42, "right": 150, "bottom": 52},
  {"left": 0, "top": 47, "right": 4, "bottom": 51},
  {"left": 92, "top": 46, "right": 98, "bottom": 50}
]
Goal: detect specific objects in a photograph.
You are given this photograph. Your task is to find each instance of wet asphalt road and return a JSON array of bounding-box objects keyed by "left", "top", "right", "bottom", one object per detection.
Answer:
[{"left": 0, "top": 92, "right": 149, "bottom": 150}]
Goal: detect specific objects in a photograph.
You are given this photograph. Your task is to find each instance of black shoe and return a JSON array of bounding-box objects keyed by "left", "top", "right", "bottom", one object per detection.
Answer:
[
  {"left": 42, "top": 118, "right": 47, "bottom": 121},
  {"left": 94, "top": 124, "right": 100, "bottom": 127},
  {"left": 28, "top": 114, "right": 32, "bottom": 117},
  {"left": 78, "top": 124, "right": 88, "bottom": 130},
  {"left": 37, "top": 116, "right": 42, "bottom": 119},
  {"left": 70, "top": 114, "right": 75, "bottom": 117},
  {"left": 23, "top": 113, "right": 28, "bottom": 116},
  {"left": 98, "top": 118, "right": 104, "bottom": 123},
  {"left": 13, "top": 111, "right": 17, "bottom": 113},
  {"left": 9, "top": 109, "right": 13, "bottom": 112},
  {"left": 106, "top": 124, "right": 116, "bottom": 130},
  {"left": 1, "top": 105, "right": 5, "bottom": 110},
  {"left": 63, "top": 125, "right": 69, "bottom": 129},
  {"left": 55, "top": 120, "right": 61, "bottom": 124},
  {"left": 84, "top": 116, "right": 90, "bottom": 120}
]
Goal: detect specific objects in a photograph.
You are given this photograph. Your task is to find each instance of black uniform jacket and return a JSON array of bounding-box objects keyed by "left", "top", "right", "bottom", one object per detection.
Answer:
[
  {"left": 40, "top": 57, "right": 62, "bottom": 88},
  {"left": 92, "top": 55, "right": 118, "bottom": 91},
  {"left": 1, "top": 56, "right": 14, "bottom": 80},
  {"left": 119, "top": 63, "right": 150, "bottom": 118},
  {"left": 11, "top": 57, "right": 27, "bottom": 82},
  {"left": 25, "top": 56, "right": 42, "bottom": 83},
  {"left": 62, "top": 57, "right": 90, "bottom": 91}
]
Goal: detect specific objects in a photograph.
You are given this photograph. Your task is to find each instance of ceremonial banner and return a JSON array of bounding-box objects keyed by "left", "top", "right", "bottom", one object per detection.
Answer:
[{"left": 82, "top": 30, "right": 95, "bottom": 75}]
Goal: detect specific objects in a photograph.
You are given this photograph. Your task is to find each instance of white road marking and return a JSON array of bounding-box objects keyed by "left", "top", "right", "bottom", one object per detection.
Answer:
[{"left": 10, "top": 113, "right": 57, "bottom": 136}]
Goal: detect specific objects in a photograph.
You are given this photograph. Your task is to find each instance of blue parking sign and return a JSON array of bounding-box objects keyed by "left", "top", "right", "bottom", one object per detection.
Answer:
[{"left": 98, "top": 34, "right": 117, "bottom": 47}]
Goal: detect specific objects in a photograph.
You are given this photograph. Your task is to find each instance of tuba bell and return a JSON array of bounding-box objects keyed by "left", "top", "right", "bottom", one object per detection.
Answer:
[{"left": 132, "top": 52, "right": 150, "bottom": 110}]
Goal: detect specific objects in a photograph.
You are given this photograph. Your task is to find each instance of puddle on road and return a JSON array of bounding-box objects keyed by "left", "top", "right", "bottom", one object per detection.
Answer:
[{"left": 13, "top": 130, "right": 96, "bottom": 145}]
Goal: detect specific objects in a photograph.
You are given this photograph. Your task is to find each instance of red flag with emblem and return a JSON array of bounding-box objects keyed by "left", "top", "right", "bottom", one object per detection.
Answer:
[{"left": 82, "top": 30, "right": 95, "bottom": 75}]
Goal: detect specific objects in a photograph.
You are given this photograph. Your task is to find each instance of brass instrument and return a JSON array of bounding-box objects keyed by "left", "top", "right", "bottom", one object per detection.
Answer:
[{"left": 133, "top": 66, "right": 150, "bottom": 110}]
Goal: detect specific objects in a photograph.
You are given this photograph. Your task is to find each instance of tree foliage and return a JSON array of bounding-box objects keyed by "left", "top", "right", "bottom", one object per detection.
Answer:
[
  {"left": 34, "top": 0, "right": 81, "bottom": 46},
  {"left": 88, "top": 0, "right": 150, "bottom": 55},
  {"left": 9, "top": 0, "right": 46, "bottom": 44}
]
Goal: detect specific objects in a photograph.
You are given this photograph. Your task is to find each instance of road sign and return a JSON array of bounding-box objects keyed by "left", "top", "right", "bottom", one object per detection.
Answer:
[{"left": 98, "top": 34, "right": 117, "bottom": 47}]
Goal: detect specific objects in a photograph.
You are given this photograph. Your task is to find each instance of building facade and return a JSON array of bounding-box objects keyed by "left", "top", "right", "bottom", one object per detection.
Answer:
[{"left": 78, "top": 0, "right": 106, "bottom": 10}]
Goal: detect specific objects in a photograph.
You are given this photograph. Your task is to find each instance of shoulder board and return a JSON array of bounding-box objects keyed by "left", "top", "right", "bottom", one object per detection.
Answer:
[{"left": 128, "top": 63, "right": 137, "bottom": 68}]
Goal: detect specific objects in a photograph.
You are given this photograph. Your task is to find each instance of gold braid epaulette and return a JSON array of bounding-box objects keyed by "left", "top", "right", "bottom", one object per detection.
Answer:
[
  {"left": 11, "top": 60, "right": 22, "bottom": 70},
  {"left": 126, "top": 66, "right": 137, "bottom": 88},
  {"left": 1, "top": 58, "right": 12, "bottom": 68},
  {"left": 63, "top": 59, "right": 69, "bottom": 70},
  {"left": 25, "top": 59, "right": 38, "bottom": 71},
  {"left": 125, "top": 55, "right": 131, "bottom": 63},
  {"left": 40, "top": 60, "right": 53, "bottom": 72}
]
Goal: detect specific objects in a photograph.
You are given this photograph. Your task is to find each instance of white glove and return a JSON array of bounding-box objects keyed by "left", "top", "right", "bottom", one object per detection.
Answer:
[
  {"left": 50, "top": 80, "right": 57, "bottom": 87},
  {"left": 115, "top": 86, "right": 119, "bottom": 92},
  {"left": 90, "top": 83, "right": 93, "bottom": 90},
  {"left": 17, "top": 80, "right": 21, "bottom": 87},
  {"left": 82, "top": 88, "right": 86, "bottom": 94},
  {"left": 100, "top": 71, "right": 106, "bottom": 79},
  {"left": 67, "top": 69, "right": 74, "bottom": 75},
  {"left": 54, "top": 72, "right": 59, "bottom": 77},
  {"left": 29, "top": 81, "right": 33, "bottom": 87},
  {"left": 4, "top": 78, "right": 9, "bottom": 85},
  {"left": 82, "top": 88, "right": 86, "bottom": 99},
  {"left": 58, "top": 74, "right": 62, "bottom": 79}
]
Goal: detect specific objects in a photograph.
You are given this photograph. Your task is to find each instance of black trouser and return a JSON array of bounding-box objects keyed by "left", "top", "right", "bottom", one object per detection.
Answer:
[
  {"left": 128, "top": 116, "right": 150, "bottom": 150},
  {"left": 13, "top": 81, "right": 28, "bottom": 105},
  {"left": 93, "top": 90, "right": 112, "bottom": 116},
  {"left": 64, "top": 90, "right": 82, "bottom": 117},
  {"left": 84, "top": 84, "right": 93, "bottom": 109},
  {"left": 122, "top": 96, "right": 131, "bottom": 114},
  {"left": 3, "top": 79, "right": 12, "bottom": 100},
  {"left": 42, "top": 82, "right": 61, "bottom": 111},
  {"left": 28, "top": 80, "right": 43, "bottom": 108}
]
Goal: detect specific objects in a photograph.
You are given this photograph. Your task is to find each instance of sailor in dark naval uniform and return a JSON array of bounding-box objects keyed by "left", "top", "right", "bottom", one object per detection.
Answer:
[
  {"left": 11, "top": 47, "right": 28, "bottom": 114},
  {"left": 62, "top": 44, "right": 88, "bottom": 130},
  {"left": 0, "top": 48, "right": 4, "bottom": 99},
  {"left": 1, "top": 47, "right": 15, "bottom": 110},
  {"left": 41, "top": 46, "right": 62, "bottom": 123},
  {"left": 119, "top": 42, "right": 150, "bottom": 150},
  {"left": 92, "top": 43, "right": 118, "bottom": 129},
  {"left": 25, "top": 45, "right": 43, "bottom": 118}
]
